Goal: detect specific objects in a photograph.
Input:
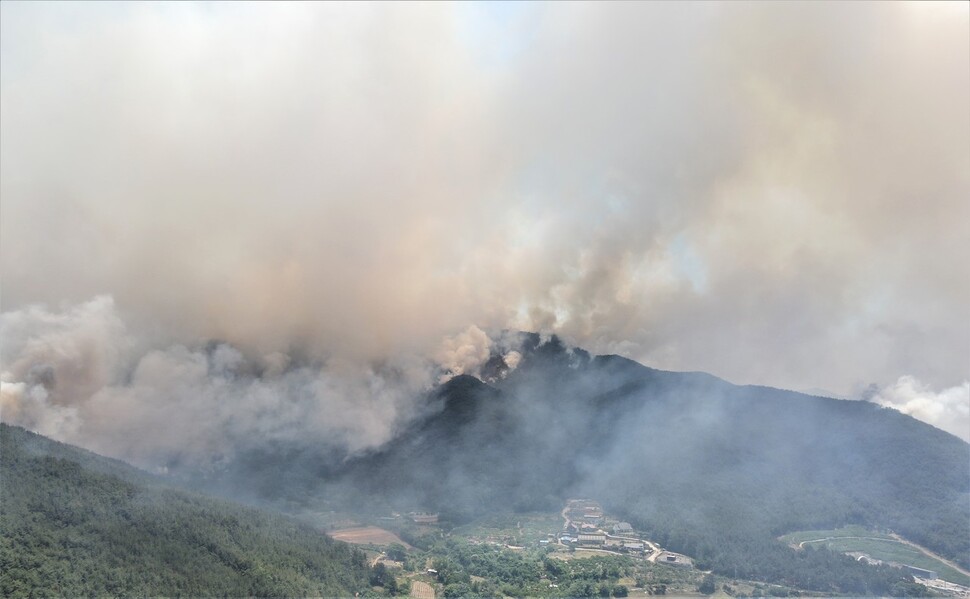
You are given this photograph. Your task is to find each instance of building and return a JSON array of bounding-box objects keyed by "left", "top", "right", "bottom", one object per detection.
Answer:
[
  {"left": 623, "top": 542, "right": 645, "bottom": 553},
  {"left": 613, "top": 522, "right": 634, "bottom": 535},
  {"left": 410, "top": 512, "right": 439, "bottom": 524},
  {"left": 577, "top": 533, "right": 607, "bottom": 545},
  {"left": 660, "top": 552, "right": 692, "bottom": 567}
]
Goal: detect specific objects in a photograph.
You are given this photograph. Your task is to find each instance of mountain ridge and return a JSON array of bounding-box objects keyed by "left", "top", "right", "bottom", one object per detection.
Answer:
[
  {"left": 327, "top": 335, "right": 969, "bottom": 581},
  {"left": 3, "top": 334, "right": 966, "bottom": 596}
]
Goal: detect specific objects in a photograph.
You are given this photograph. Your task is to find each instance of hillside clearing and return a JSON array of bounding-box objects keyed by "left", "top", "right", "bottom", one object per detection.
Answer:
[
  {"left": 329, "top": 526, "right": 414, "bottom": 549},
  {"left": 781, "top": 527, "right": 969, "bottom": 586}
]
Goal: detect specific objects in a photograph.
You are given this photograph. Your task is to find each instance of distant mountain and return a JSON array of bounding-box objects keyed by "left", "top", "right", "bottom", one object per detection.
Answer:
[
  {"left": 0, "top": 424, "right": 370, "bottom": 598},
  {"left": 328, "top": 333, "right": 969, "bottom": 592}
]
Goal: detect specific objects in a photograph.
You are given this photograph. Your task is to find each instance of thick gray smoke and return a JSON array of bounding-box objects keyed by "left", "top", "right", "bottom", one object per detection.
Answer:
[
  {"left": 0, "top": 297, "right": 499, "bottom": 468},
  {"left": 1, "top": 2, "right": 968, "bottom": 462}
]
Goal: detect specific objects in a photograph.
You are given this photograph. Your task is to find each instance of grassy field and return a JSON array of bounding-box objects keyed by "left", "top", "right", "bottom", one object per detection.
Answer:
[
  {"left": 779, "top": 525, "right": 892, "bottom": 545},
  {"left": 781, "top": 527, "right": 969, "bottom": 586}
]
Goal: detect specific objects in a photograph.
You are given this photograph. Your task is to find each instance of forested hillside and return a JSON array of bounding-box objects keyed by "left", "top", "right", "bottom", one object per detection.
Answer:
[
  {"left": 0, "top": 424, "right": 370, "bottom": 598},
  {"left": 326, "top": 334, "right": 969, "bottom": 594}
]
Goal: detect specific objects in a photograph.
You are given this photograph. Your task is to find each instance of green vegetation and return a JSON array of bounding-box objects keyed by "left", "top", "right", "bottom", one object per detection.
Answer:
[
  {"left": 409, "top": 536, "right": 848, "bottom": 598},
  {"left": 779, "top": 525, "right": 892, "bottom": 545},
  {"left": 423, "top": 537, "right": 675, "bottom": 598},
  {"left": 0, "top": 424, "right": 372, "bottom": 598},
  {"left": 451, "top": 512, "right": 565, "bottom": 546},
  {"left": 620, "top": 506, "right": 931, "bottom": 596},
  {"left": 781, "top": 527, "right": 970, "bottom": 586}
]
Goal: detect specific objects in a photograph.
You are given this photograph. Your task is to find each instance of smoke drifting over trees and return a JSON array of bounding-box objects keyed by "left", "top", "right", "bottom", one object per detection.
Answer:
[
  {"left": 0, "top": 297, "right": 510, "bottom": 468},
  {"left": 2, "top": 3, "right": 968, "bottom": 451}
]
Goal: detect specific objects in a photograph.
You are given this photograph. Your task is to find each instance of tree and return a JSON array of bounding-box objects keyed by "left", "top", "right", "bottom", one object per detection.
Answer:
[
  {"left": 699, "top": 575, "right": 716, "bottom": 595},
  {"left": 386, "top": 543, "right": 407, "bottom": 562}
]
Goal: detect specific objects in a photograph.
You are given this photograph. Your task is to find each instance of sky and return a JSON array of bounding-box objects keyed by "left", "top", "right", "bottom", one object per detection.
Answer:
[{"left": 1, "top": 1, "right": 968, "bottom": 457}]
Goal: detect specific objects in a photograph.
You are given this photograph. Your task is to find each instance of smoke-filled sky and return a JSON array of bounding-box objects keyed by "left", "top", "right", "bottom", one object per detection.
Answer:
[{"left": 2, "top": 1, "right": 969, "bottom": 457}]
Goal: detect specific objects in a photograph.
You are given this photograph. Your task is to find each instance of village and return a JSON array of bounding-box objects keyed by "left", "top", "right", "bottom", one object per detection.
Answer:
[
  {"left": 331, "top": 500, "right": 704, "bottom": 598},
  {"left": 345, "top": 500, "right": 694, "bottom": 569},
  {"left": 548, "top": 499, "right": 692, "bottom": 567}
]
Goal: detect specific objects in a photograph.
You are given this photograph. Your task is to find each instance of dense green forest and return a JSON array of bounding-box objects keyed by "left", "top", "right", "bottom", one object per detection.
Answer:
[{"left": 0, "top": 424, "right": 371, "bottom": 598}]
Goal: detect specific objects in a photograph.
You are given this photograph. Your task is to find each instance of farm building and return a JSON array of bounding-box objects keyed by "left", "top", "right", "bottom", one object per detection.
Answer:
[
  {"left": 660, "top": 552, "right": 692, "bottom": 567},
  {"left": 578, "top": 533, "right": 607, "bottom": 545},
  {"left": 613, "top": 522, "right": 634, "bottom": 534},
  {"left": 623, "top": 542, "right": 645, "bottom": 553},
  {"left": 410, "top": 512, "right": 439, "bottom": 524}
]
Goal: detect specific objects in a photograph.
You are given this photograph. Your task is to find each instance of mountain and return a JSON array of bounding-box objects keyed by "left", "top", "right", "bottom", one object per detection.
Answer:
[
  {"left": 0, "top": 423, "right": 370, "bottom": 598},
  {"left": 18, "top": 332, "right": 963, "bottom": 596},
  {"left": 326, "top": 334, "right": 969, "bottom": 592}
]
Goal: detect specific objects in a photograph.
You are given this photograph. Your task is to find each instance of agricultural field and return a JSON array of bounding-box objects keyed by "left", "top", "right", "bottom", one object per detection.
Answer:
[
  {"left": 329, "top": 526, "right": 414, "bottom": 549},
  {"left": 781, "top": 527, "right": 970, "bottom": 587},
  {"left": 451, "top": 511, "right": 564, "bottom": 546}
]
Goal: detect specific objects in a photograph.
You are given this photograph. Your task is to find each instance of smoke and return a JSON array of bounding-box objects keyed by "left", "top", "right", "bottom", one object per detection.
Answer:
[
  {"left": 434, "top": 325, "right": 492, "bottom": 383},
  {"left": 0, "top": 297, "right": 491, "bottom": 468},
  {"left": 1, "top": 2, "right": 968, "bottom": 458},
  {"left": 869, "top": 376, "right": 970, "bottom": 442}
]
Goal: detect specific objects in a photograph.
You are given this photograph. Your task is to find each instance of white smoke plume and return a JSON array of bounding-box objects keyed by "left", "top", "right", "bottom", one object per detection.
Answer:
[
  {"left": 1, "top": 2, "right": 968, "bottom": 458},
  {"left": 870, "top": 376, "right": 970, "bottom": 442},
  {"left": 434, "top": 325, "right": 492, "bottom": 383},
  {"left": 503, "top": 351, "right": 523, "bottom": 373},
  {"left": 0, "top": 297, "right": 486, "bottom": 468}
]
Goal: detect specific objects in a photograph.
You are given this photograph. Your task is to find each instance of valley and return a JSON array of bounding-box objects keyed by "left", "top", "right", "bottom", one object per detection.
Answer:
[{"left": 285, "top": 496, "right": 967, "bottom": 598}]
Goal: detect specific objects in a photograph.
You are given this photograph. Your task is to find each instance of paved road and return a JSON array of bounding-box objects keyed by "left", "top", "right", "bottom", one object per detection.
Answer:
[
  {"left": 560, "top": 501, "right": 662, "bottom": 561},
  {"left": 797, "top": 535, "right": 889, "bottom": 549},
  {"left": 889, "top": 533, "right": 970, "bottom": 578},
  {"left": 605, "top": 532, "right": 662, "bottom": 561}
]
